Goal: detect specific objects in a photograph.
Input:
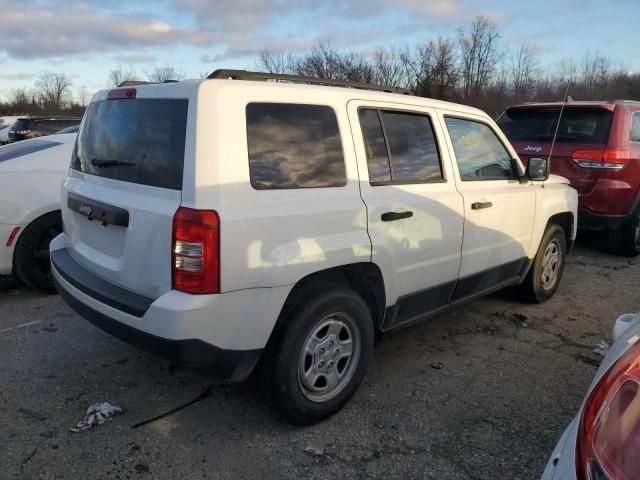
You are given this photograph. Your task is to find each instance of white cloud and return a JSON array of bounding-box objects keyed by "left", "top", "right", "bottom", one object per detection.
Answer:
[
  {"left": 0, "top": 5, "right": 212, "bottom": 60},
  {"left": 112, "top": 53, "right": 159, "bottom": 64}
]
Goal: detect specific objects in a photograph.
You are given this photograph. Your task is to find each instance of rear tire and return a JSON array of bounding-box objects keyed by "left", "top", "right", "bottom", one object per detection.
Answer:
[
  {"left": 265, "top": 286, "right": 374, "bottom": 425},
  {"left": 608, "top": 212, "right": 640, "bottom": 257},
  {"left": 14, "top": 212, "right": 62, "bottom": 294},
  {"left": 517, "top": 224, "right": 566, "bottom": 303}
]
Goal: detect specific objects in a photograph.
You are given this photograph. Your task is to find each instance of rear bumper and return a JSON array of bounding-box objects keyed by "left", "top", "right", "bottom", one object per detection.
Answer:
[
  {"left": 51, "top": 238, "right": 292, "bottom": 380},
  {"left": 55, "top": 280, "right": 262, "bottom": 379},
  {"left": 578, "top": 209, "right": 629, "bottom": 230}
]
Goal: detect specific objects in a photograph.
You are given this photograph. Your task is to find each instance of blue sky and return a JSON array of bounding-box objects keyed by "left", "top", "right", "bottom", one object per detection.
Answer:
[{"left": 0, "top": 0, "right": 638, "bottom": 101}]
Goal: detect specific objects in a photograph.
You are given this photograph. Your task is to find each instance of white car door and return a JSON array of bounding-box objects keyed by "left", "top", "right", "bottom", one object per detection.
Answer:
[
  {"left": 437, "top": 110, "right": 536, "bottom": 301},
  {"left": 348, "top": 100, "right": 464, "bottom": 330}
]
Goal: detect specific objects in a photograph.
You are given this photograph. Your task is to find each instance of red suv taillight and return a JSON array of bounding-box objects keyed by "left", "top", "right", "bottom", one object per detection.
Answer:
[
  {"left": 576, "top": 339, "right": 640, "bottom": 479},
  {"left": 572, "top": 149, "right": 630, "bottom": 170},
  {"left": 172, "top": 207, "right": 220, "bottom": 294}
]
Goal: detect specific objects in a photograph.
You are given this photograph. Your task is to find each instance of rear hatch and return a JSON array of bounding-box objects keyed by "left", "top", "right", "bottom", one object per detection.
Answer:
[
  {"left": 62, "top": 87, "right": 190, "bottom": 298},
  {"left": 497, "top": 105, "right": 614, "bottom": 195}
]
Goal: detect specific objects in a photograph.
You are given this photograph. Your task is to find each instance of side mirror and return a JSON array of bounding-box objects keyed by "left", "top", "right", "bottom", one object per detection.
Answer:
[{"left": 526, "top": 157, "right": 549, "bottom": 181}]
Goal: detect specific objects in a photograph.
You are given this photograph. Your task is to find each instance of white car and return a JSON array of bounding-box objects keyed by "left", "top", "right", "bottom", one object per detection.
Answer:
[
  {"left": 51, "top": 70, "right": 577, "bottom": 423},
  {"left": 0, "top": 116, "right": 20, "bottom": 144},
  {"left": 0, "top": 133, "right": 76, "bottom": 292},
  {"left": 542, "top": 312, "right": 640, "bottom": 480}
]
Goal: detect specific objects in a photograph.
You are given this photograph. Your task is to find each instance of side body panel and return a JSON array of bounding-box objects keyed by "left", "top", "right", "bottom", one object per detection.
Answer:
[
  {"left": 190, "top": 82, "right": 372, "bottom": 293},
  {"left": 436, "top": 109, "right": 536, "bottom": 285},
  {"left": 346, "top": 99, "right": 464, "bottom": 311}
]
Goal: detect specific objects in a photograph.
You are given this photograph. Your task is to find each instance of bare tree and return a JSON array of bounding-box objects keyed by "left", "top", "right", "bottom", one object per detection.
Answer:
[
  {"left": 7, "top": 88, "right": 31, "bottom": 114},
  {"left": 35, "top": 73, "right": 72, "bottom": 112},
  {"left": 108, "top": 65, "right": 138, "bottom": 87},
  {"left": 581, "top": 51, "right": 611, "bottom": 92},
  {"left": 76, "top": 85, "right": 91, "bottom": 107},
  {"left": 402, "top": 37, "right": 460, "bottom": 99},
  {"left": 371, "top": 47, "right": 407, "bottom": 87},
  {"left": 511, "top": 44, "right": 539, "bottom": 97},
  {"left": 458, "top": 15, "right": 503, "bottom": 100},
  {"left": 147, "top": 67, "right": 186, "bottom": 83},
  {"left": 257, "top": 50, "right": 295, "bottom": 74}
]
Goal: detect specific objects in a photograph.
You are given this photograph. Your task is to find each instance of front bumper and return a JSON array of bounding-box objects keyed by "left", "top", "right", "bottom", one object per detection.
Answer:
[
  {"left": 0, "top": 223, "right": 21, "bottom": 275},
  {"left": 51, "top": 240, "right": 292, "bottom": 381}
]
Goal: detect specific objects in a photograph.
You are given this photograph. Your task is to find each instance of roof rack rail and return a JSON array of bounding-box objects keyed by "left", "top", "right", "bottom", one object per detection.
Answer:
[
  {"left": 117, "top": 80, "right": 152, "bottom": 87},
  {"left": 207, "top": 69, "right": 412, "bottom": 95}
]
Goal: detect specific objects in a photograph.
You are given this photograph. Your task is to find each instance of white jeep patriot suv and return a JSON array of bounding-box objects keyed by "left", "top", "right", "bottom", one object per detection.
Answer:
[{"left": 51, "top": 70, "right": 578, "bottom": 424}]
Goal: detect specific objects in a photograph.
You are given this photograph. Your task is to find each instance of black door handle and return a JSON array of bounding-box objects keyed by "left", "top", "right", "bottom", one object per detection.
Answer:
[
  {"left": 381, "top": 211, "right": 413, "bottom": 221},
  {"left": 471, "top": 201, "right": 493, "bottom": 210}
]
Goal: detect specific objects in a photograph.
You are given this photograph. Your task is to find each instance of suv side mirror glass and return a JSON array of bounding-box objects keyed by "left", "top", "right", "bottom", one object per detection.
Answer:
[{"left": 527, "top": 157, "right": 549, "bottom": 181}]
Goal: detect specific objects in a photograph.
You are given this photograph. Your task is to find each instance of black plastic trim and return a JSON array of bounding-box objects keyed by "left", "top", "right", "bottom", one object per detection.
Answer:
[
  {"left": 54, "top": 274, "right": 262, "bottom": 380},
  {"left": 51, "top": 248, "right": 154, "bottom": 317},
  {"left": 67, "top": 192, "right": 129, "bottom": 227}
]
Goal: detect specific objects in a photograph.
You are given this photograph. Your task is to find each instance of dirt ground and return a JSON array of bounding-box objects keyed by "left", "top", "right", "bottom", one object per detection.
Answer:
[{"left": 0, "top": 233, "right": 637, "bottom": 480}]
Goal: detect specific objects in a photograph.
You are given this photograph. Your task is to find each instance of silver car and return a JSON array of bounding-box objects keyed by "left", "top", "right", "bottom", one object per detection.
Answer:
[{"left": 542, "top": 312, "right": 640, "bottom": 480}]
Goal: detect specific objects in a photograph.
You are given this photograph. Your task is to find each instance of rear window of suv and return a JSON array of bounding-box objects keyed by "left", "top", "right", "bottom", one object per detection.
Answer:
[
  {"left": 497, "top": 108, "right": 614, "bottom": 144},
  {"left": 72, "top": 99, "right": 188, "bottom": 190}
]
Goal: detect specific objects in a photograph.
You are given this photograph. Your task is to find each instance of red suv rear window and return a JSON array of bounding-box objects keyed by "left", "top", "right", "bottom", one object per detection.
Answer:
[{"left": 498, "top": 108, "right": 613, "bottom": 144}]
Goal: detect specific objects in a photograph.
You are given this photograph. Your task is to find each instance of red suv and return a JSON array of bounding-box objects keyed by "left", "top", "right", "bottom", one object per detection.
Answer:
[{"left": 498, "top": 101, "right": 640, "bottom": 256}]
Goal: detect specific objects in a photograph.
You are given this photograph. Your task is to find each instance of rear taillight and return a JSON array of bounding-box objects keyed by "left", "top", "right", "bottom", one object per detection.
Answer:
[
  {"left": 576, "top": 339, "right": 640, "bottom": 479},
  {"left": 16, "top": 129, "right": 31, "bottom": 135},
  {"left": 572, "top": 149, "right": 630, "bottom": 170},
  {"left": 172, "top": 207, "right": 220, "bottom": 294}
]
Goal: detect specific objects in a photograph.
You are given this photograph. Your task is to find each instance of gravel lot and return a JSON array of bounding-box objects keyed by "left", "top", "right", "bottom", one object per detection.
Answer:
[{"left": 0, "top": 233, "right": 637, "bottom": 480}]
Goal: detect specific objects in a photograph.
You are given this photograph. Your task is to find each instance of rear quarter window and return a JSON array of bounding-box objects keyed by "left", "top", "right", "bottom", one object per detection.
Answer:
[
  {"left": 631, "top": 112, "right": 640, "bottom": 143},
  {"left": 246, "top": 103, "right": 346, "bottom": 189}
]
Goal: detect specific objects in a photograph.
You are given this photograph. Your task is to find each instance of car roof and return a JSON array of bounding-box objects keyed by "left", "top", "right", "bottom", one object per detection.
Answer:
[
  {"left": 506, "top": 100, "right": 640, "bottom": 111},
  {"left": 92, "top": 78, "right": 489, "bottom": 118}
]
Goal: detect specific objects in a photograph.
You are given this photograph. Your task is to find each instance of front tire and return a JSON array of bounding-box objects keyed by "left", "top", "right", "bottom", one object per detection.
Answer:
[
  {"left": 14, "top": 212, "right": 62, "bottom": 294},
  {"left": 518, "top": 224, "right": 566, "bottom": 303},
  {"left": 266, "top": 286, "right": 374, "bottom": 425}
]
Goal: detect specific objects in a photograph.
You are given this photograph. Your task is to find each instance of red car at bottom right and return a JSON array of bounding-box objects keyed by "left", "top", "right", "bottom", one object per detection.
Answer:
[{"left": 498, "top": 100, "right": 640, "bottom": 256}]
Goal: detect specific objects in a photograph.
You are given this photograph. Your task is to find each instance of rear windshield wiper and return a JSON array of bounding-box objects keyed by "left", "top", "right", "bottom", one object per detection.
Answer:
[{"left": 91, "top": 158, "right": 137, "bottom": 168}]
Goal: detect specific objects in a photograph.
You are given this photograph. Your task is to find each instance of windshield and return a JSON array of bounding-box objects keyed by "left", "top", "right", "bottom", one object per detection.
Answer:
[
  {"left": 497, "top": 108, "right": 614, "bottom": 144},
  {"left": 72, "top": 98, "right": 188, "bottom": 190}
]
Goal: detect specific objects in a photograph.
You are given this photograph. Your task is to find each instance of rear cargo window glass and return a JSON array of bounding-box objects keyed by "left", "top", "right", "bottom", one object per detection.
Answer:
[
  {"left": 72, "top": 99, "right": 188, "bottom": 190},
  {"left": 11, "top": 119, "right": 31, "bottom": 131},
  {"left": 0, "top": 139, "right": 61, "bottom": 163},
  {"left": 246, "top": 103, "right": 346, "bottom": 189},
  {"left": 631, "top": 113, "right": 640, "bottom": 143},
  {"left": 497, "top": 108, "right": 614, "bottom": 144},
  {"left": 359, "top": 108, "right": 443, "bottom": 184},
  {"left": 445, "top": 117, "right": 517, "bottom": 181}
]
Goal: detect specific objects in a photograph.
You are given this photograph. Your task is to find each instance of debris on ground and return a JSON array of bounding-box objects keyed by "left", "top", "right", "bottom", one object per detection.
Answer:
[
  {"left": 131, "top": 384, "right": 214, "bottom": 429},
  {"left": 19, "top": 407, "right": 48, "bottom": 421},
  {"left": 593, "top": 339, "right": 610, "bottom": 357},
  {"left": 304, "top": 442, "right": 325, "bottom": 457},
  {"left": 71, "top": 402, "right": 124, "bottom": 432},
  {"left": 430, "top": 362, "right": 444, "bottom": 370}
]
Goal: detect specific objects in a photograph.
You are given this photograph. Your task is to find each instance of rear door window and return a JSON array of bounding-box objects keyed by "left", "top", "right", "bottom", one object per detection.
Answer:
[
  {"left": 498, "top": 108, "right": 614, "bottom": 144},
  {"left": 72, "top": 99, "right": 188, "bottom": 190},
  {"left": 246, "top": 103, "right": 346, "bottom": 189},
  {"left": 445, "top": 117, "right": 517, "bottom": 181},
  {"left": 358, "top": 108, "right": 443, "bottom": 184}
]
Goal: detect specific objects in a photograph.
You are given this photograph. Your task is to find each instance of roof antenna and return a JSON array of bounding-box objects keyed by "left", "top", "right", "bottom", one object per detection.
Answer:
[{"left": 546, "top": 82, "right": 572, "bottom": 185}]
